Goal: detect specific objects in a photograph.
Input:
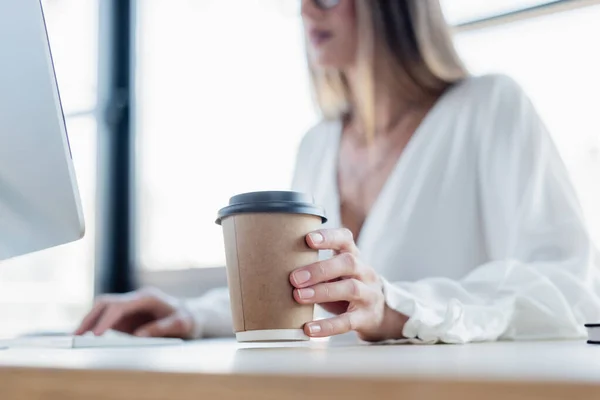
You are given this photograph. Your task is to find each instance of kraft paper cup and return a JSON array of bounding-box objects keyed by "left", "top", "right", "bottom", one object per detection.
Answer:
[{"left": 216, "top": 191, "right": 327, "bottom": 342}]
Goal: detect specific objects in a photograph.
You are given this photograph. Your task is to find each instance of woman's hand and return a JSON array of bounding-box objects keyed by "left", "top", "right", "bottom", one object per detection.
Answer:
[
  {"left": 75, "top": 287, "right": 195, "bottom": 339},
  {"left": 290, "top": 228, "right": 408, "bottom": 342}
]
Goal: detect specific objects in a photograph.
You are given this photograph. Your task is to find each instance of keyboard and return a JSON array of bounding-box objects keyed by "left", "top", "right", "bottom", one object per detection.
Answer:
[{"left": 0, "top": 330, "right": 184, "bottom": 349}]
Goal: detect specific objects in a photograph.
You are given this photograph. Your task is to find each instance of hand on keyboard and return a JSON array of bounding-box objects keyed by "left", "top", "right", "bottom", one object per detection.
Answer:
[{"left": 75, "top": 288, "right": 195, "bottom": 339}]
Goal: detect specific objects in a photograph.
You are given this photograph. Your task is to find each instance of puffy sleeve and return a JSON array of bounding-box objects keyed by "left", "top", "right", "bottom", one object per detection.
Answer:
[{"left": 382, "top": 76, "right": 600, "bottom": 344}]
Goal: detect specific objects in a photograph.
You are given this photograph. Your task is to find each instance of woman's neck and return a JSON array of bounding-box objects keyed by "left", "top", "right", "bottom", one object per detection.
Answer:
[{"left": 344, "top": 65, "right": 435, "bottom": 135}]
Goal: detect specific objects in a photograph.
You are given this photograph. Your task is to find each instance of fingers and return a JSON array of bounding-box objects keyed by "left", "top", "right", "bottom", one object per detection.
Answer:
[
  {"left": 90, "top": 295, "right": 161, "bottom": 336},
  {"left": 304, "top": 311, "right": 367, "bottom": 338},
  {"left": 134, "top": 312, "right": 193, "bottom": 339},
  {"left": 291, "top": 252, "right": 375, "bottom": 288},
  {"left": 294, "top": 279, "right": 376, "bottom": 305},
  {"left": 75, "top": 299, "right": 110, "bottom": 335},
  {"left": 306, "top": 228, "right": 358, "bottom": 254}
]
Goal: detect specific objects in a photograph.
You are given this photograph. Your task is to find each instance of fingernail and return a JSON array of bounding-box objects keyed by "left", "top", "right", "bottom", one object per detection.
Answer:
[
  {"left": 293, "top": 270, "right": 311, "bottom": 285},
  {"left": 137, "top": 330, "right": 149, "bottom": 337},
  {"left": 308, "top": 324, "right": 322, "bottom": 335},
  {"left": 309, "top": 232, "right": 324, "bottom": 244},
  {"left": 157, "top": 318, "right": 171, "bottom": 328},
  {"left": 297, "top": 288, "right": 315, "bottom": 299}
]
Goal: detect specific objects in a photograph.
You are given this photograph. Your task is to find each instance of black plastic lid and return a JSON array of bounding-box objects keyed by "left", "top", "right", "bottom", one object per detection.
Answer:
[{"left": 216, "top": 191, "right": 327, "bottom": 225}]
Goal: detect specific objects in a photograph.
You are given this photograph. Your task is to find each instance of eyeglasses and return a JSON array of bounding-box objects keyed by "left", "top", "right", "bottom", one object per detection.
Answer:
[
  {"left": 308, "top": 0, "right": 341, "bottom": 10},
  {"left": 279, "top": 0, "right": 340, "bottom": 17}
]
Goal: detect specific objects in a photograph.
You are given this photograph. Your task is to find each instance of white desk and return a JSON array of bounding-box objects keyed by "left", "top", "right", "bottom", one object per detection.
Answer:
[{"left": 0, "top": 338, "right": 598, "bottom": 399}]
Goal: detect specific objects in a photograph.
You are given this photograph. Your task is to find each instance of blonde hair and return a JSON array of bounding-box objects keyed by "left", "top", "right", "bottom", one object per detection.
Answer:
[{"left": 309, "top": 0, "right": 468, "bottom": 133}]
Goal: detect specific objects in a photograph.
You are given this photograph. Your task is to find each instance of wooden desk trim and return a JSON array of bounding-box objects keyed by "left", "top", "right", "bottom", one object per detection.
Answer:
[{"left": 1, "top": 367, "right": 599, "bottom": 400}]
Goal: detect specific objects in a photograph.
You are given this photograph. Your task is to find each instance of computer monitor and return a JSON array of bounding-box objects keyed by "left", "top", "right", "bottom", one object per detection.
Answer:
[{"left": 0, "top": 0, "right": 85, "bottom": 261}]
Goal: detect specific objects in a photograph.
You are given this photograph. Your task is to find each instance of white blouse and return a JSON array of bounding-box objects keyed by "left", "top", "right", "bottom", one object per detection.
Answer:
[{"left": 188, "top": 74, "right": 600, "bottom": 343}]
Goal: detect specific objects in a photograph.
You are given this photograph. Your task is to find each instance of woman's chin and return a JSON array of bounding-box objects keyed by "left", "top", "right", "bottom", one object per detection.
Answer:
[{"left": 310, "top": 54, "right": 352, "bottom": 70}]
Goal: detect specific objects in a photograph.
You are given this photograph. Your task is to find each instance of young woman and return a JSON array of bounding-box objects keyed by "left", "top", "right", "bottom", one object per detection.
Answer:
[{"left": 76, "top": 0, "right": 600, "bottom": 343}]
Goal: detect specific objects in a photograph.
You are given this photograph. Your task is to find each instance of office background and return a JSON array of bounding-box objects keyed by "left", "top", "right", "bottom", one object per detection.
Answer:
[{"left": 0, "top": 0, "right": 598, "bottom": 337}]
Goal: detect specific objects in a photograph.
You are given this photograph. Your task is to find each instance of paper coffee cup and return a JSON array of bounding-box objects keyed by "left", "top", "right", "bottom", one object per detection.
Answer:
[{"left": 216, "top": 191, "right": 327, "bottom": 342}]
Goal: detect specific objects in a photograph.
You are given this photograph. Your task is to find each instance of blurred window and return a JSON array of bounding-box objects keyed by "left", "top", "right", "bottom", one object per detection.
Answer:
[
  {"left": 136, "top": 0, "right": 317, "bottom": 270},
  {"left": 441, "top": 0, "right": 560, "bottom": 24}
]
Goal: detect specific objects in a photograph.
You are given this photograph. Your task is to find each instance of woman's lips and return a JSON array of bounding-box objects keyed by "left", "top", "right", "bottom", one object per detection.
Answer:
[{"left": 309, "top": 29, "right": 333, "bottom": 46}]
